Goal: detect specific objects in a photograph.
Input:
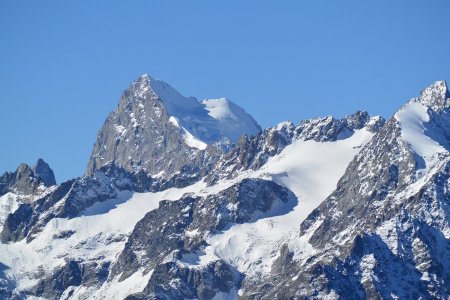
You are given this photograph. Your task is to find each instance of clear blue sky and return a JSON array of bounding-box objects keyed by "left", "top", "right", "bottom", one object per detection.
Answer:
[{"left": 1, "top": 1, "right": 450, "bottom": 183}]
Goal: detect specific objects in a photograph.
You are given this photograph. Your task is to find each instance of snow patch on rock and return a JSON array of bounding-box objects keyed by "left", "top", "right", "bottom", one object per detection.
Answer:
[{"left": 395, "top": 101, "right": 447, "bottom": 177}]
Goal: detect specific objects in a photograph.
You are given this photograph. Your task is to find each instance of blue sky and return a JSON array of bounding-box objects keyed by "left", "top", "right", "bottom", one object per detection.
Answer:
[{"left": 1, "top": 1, "right": 450, "bottom": 183}]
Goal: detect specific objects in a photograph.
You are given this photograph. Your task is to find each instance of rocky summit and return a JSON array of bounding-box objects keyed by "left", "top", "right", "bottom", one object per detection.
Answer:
[{"left": 0, "top": 75, "right": 449, "bottom": 300}]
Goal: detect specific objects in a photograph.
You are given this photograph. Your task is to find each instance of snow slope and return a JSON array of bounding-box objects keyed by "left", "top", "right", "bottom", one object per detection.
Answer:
[
  {"left": 0, "top": 181, "right": 206, "bottom": 298},
  {"left": 395, "top": 100, "right": 448, "bottom": 178},
  {"left": 0, "top": 193, "right": 19, "bottom": 228},
  {"left": 191, "top": 128, "right": 374, "bottom": 276},
  {"left": 169, "top": 116, "right": 207, "bottom": 150},
  {"left": 202, "top": 98, "right": 262, "bottom": 143}
]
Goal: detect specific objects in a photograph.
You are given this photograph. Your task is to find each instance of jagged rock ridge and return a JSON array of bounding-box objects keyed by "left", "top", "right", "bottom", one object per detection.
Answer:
[
  {"left": 0, "top": 159, "right": 55, "bottom": 197},
  {"left": 208, "top": 110, "right": 385, "bottom": 184}
]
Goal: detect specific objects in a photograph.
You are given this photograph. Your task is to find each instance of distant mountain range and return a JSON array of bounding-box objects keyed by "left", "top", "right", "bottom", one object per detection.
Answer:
[{"left": 0, "top": 75, "right": 449, "bottom": 299}]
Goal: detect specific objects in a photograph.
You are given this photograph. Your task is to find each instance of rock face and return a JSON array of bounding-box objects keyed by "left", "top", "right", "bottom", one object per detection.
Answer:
[
  {"left": 0, "top": 159, "right": 55, "bottom": 197},
  {"left": 1, "top": 77, "right": 450, "bottom": 300},
  {"left": 128, "top": 260, "right": 241, "bottom": 300},
  {"left": 32, "top": 159, "right": 56, "bottom": 187},
  {"left": 27, "top": 259, "right": 111, "bottom": 300},
  {"left": 86, "top": 74, "right": 260, "bottom": 178}
]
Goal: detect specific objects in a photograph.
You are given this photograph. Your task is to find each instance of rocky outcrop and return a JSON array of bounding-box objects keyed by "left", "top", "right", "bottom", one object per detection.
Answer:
[
  {"left": 27, "top": 260, "right": 110, "bottom": 300},
  {"left": 32, "top": 158, "right": 56, "bottom": 187},
  {"left": 127, "top": 259, "right": 241, "bottom": 300},
  {"left": 0, "top": 159, "right": 56, "bottom": 197}
]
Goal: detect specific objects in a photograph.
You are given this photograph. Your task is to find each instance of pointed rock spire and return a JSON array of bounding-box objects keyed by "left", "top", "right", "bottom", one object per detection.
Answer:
[{"left": 32, "top": 159, "right": 56, "bottom": 187}]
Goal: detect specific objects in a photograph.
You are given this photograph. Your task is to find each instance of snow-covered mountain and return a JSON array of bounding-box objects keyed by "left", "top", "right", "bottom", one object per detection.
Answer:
[
  {"left": 0, "top": 76, "right": 449, "bottom": 299},
  {"left": 86, "top": 74, "right": 260, "bottom": 178}
]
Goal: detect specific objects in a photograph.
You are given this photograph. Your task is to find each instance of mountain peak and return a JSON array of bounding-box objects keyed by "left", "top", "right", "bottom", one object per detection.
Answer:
[
  {"left": 0, "top": 159, "right": 55, "bottom": 197},
  {"left": 86, "top": 74, "right": 261, "bottom": 176},
  {"left": 418, "top": 80, "right": 449, "bottom": 112},
  {"left": 32, "top": 158, "right": 56, "bottom": 187},
  {"left": 15, "top": 163, "right": 33, "bottom": 181},
  {"left": 125, "top": 75, "right": 261, "bottom": 143},
  {"left": 138, "top": 73, "right": 150, "bottom": 80}
]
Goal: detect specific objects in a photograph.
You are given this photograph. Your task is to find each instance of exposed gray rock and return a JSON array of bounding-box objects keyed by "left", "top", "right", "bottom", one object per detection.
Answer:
[
  {"left": 28, "top": 260, "right": 82, "bottom": 299},
  {"left": 26, "top": 259, "right": 111, "bottom": 300},
  {"left": 416, "top": 80, "right": 449, "bottom": 112},
  {"left": 32, "top": 158, "right": 56, "bottom": 187},
  {"left": 0, "top": 159, "right": 56, "bottom": 197},
  {"left": 0, "top": 262, "right": 19, "bottom": 300},
  {"left": 127, "top": 259, "right": 241, "bottom": 300}
]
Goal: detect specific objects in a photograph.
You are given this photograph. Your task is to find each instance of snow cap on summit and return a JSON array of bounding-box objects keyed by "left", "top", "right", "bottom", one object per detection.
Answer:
[
  {"left": 139, "top": 73, "right": 150, "bottom": 80},
  {"left": 127, "top": 73, "right": 261, "bottom": 144}
]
